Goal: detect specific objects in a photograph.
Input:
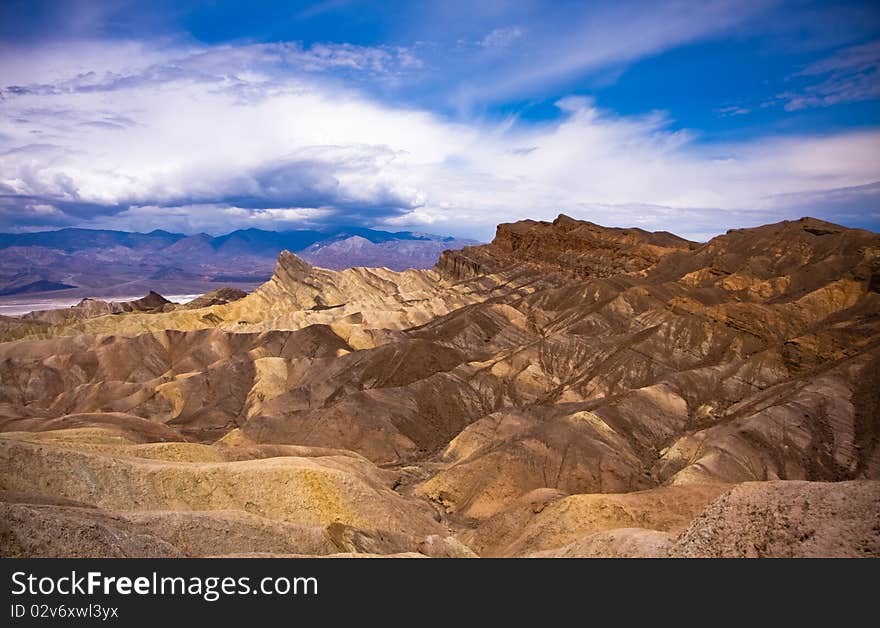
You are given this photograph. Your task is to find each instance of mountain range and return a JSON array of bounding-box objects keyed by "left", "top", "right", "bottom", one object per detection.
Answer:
[
  {"left": 0, "top": 214, "right": 877, "bottom": 558},
  {"left": 0, "top": 226, "right": 477, "bottom": 302}
]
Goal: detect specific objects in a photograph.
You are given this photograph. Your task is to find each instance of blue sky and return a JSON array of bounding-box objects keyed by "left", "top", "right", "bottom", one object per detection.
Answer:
[{"left": 0, "top": 0, "right": 878, "bottom": 240}]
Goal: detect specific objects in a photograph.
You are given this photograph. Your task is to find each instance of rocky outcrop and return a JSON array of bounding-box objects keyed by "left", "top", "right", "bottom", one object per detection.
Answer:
[
  {"left": 178, "top": 287, "right": 247, "bottom": 309},
  {"left": 491, "top": 214, "right": 695, "bottom": 276},
  {"left": 20, "top": 291, "right": 173, "bottom": 326},
  {"left": 434, "top": 214, "right": 691, "bottom": 282}
]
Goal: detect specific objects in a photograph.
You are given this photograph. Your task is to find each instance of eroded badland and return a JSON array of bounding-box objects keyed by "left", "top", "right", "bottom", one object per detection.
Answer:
[{"left": 1, "top": 215, "right": 878, "bottom": 557}]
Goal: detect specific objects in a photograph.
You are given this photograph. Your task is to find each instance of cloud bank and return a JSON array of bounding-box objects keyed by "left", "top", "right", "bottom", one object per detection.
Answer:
[{"left": 1, "top": 35, "right": 879, "bottom": 241}]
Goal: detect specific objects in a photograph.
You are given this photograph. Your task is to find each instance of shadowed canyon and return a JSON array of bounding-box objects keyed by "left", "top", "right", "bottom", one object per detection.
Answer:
[{"left": 1, "top": 214, "right": 878, "bottom": 558}]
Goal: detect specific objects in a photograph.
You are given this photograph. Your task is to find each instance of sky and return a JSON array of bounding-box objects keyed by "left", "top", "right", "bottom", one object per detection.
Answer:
[{"left": 0, "top": 0, "right": 878, "bottom": 241}]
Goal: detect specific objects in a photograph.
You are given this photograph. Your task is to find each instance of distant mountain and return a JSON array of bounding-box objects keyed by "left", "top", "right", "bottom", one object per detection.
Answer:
[
  {"left": 299, "top": 235, "right": 471, "bottom": 270},
  {"left": 0, "top": 279, "right": 77, "bottom": 296},
  {"left": 0, "top": 226, "right": 478, "bottom": 300},
  {"left": 0, "top": 228, "right": 185, "bottom": 253},
  {"left": 0, "top": 226, "right": 470, "bottom": 257}
]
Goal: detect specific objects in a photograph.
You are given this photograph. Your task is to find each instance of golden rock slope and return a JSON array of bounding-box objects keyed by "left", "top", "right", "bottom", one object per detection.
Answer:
[{"left": 1, "top": 214, "right": 878, "bottom": 557}]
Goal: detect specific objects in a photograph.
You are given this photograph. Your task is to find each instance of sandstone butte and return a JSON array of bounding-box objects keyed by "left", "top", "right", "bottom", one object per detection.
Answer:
[{"left": 1, "top": 214, "right": 878, "bottom": 558}]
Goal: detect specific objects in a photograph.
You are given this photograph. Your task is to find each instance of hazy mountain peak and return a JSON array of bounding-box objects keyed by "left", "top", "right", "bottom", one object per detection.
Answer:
[{"left": 0, "top": 226, "right": 475, "bottom": 301}]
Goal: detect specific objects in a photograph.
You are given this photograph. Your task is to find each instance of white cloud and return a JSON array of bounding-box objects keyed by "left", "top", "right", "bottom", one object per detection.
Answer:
[
  {"left": 480, "top": 27, "right": 523, "bottom": 49},
  {"left": 1, "top": 38, "right": 879, "bottom": 240}
]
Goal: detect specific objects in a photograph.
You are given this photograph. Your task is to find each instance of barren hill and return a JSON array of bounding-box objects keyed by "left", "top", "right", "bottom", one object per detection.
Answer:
[{"left": 1, "top": 215, "right": 878, "bottom": 557}]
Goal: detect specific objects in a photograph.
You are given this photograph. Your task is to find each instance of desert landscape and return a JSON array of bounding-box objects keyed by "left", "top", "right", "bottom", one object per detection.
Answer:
[
  {"left": 2, "top": 214, "right": 878, "bottom": 558},
  {"left": 2, "top": 0, "right": 879, "bottom": 565}
]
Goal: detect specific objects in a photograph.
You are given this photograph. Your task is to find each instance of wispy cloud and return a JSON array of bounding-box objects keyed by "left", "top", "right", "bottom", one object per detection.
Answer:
[
  {"left": 479, "top": 27, "right": 523, "bottom": 49},
  {"left": 444, "top": 0, "right": 777, "bottom": 109},
  {"left": 296, "top": 0, "right": 353, "bottom": 21},
  {"left": 779, "top": 39, "right": 880, "bottom": 110},
  {"left": 716, "top": 105, "right": 751, "bottom": 117},
  {"left": 0, "top": 40, "right": 421, "bottom": 104}
]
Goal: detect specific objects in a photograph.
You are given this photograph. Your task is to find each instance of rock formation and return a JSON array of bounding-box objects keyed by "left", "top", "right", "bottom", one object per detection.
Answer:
[{"left": 1, "top": 214, "right": 878, "bottom": 557}]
